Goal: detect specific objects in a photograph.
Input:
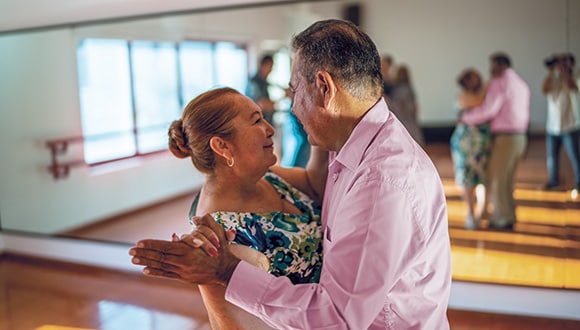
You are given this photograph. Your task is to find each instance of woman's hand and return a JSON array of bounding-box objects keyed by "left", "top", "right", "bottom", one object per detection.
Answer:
[
  {"left": 129, "top": 214, "right": 240, "bottom": 286},
  {"left": 175, "top": 214, "right": 237, "bottom": 258}
]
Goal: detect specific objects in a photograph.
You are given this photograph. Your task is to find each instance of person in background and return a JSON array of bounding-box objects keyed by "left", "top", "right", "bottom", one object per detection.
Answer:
[
  {"left": 381, "top": 53, "right": 395, "bottom": 99},
  {"left": 389, "top": 64, "right": 426, "bottom": 147},
  {"left": 130, "top": 19, "right": 451, "bottom": 329},
  {"left": 450, "top": 68, "right": 491, "bottom": 230},
  {"left": 246, "top": 54, "right": 276, "bottom": 126},
  {"left": 540, "top": 53, "right": 580, "bottom": 194},
  {"left": 167, "top": 87, "right": 328, "bottom": 329},
  {"left": 281, "top": 106, "right": 311, "bottom": 168},
  {"left": 460, "top": 52, "right": 530, "bottom": 230}
]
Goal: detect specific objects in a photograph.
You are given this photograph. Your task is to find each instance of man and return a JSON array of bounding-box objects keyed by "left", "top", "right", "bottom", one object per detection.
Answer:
[
  {"left": 460, "top": 52, "right": 531, "bottom": 230},
  {"left": 130, "top": 19, "right": 451, "bottom": 329},
  {"left": 246, "top": 54, "right": 276, "bottom": 125}
]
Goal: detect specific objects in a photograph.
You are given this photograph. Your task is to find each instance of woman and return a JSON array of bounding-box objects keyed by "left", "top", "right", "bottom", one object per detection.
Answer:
[
  {"left": 167, "top": 87, "right": 327, "bottom": 329},
  {"left": 388, "top": 64, "right": 425, "bottom": 147},
  {"left": 450, "top": 68, "right": 491, "bottom": 230}
]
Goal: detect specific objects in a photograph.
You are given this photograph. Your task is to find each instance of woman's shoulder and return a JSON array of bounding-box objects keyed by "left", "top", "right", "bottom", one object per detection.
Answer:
[{"left": 263, "top": 170, "right": 297, "bottom": 198}]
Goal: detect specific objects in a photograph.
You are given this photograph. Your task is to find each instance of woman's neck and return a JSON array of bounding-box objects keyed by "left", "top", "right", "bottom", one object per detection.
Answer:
[{"left": 204, "top": 171, "right": 261, "bottom": 199}]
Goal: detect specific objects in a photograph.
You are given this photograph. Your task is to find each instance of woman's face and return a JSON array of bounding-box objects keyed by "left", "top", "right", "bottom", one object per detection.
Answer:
[
  {"left": 468, "top": 73, "right": 482, "bottom": 91},
  {"left": 227, "top": 93, "right": 277, "bottom": 175}
]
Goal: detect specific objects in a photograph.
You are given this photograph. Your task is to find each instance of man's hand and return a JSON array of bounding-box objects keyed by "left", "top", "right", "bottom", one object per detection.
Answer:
[{"left": 129, "top": 214, "right": 240, "bottom": 286}]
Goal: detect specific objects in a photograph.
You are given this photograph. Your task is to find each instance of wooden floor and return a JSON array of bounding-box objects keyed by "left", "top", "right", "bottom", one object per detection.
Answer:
[
  {"left": 2, "top": 136, "right": 580, "bottom": 329},
  {"left": 2, "top": 253, "right": 580, "bottom": 330}
]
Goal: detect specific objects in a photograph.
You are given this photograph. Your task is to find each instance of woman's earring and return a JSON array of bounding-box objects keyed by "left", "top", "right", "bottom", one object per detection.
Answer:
[{"left": 227, "top": 157, "right": 235, "bottom": 167}]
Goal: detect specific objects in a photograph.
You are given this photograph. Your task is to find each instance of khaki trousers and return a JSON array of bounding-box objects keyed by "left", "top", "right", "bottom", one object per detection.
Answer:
[{"left": 487, "top": 133, "right": 527, "bottom": 225}]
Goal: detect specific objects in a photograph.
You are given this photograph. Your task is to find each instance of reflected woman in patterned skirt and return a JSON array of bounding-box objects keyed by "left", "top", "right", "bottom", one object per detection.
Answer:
[{"left": 450, "top": 69, "right": 491, "bottom": 230}]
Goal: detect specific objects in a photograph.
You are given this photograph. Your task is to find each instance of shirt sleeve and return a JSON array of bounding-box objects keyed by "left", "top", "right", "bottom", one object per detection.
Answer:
[
  {"left": 225, "top": 175, "right": 421, "bottom": 329},
  {"left": 460, "top": 78, "right": 505, "bottom": 125}
]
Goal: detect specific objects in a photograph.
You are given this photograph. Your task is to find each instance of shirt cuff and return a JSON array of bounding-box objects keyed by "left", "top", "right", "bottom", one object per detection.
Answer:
[{"left": 225, "top": 260, "right": 273, "bottom": 315}]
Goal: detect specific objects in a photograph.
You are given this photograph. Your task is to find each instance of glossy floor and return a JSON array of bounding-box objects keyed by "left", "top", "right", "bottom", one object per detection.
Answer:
[
  {"left": 2, "top": 254, "right": 580, "bottom": 330},
  {"left": 429, "top": 139, "right": 580, "bottom": 289}
]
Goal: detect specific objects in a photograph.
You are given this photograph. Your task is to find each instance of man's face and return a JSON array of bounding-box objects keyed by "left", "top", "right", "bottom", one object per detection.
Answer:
[
  {"left": 289, "top": 54, "right": 325, "bottom": 148},
  {"left": 260, "top": 61, "right": 273, "bottom": 78},
  {"left": 490, "top": 60, "right": 504, "bottom": 78}
]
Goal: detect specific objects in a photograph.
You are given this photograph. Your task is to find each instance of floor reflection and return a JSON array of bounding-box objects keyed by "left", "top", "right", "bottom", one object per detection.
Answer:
[
  {"left": 433, "top": 139, "right": 580, "bottom": 289},
  {"left": 96, "top": 300, "right": 209, "bottom": 330},
  {"left": 0, "top": 256, "right": 210, "bottom": 330}
]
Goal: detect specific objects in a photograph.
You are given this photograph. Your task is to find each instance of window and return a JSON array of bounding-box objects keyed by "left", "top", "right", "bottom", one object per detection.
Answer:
[
  {"left": 131, "top": 41, "right": 180, "bottom": 154},
  {"left": 77, "top": 38, "right": 248, "bottom": 165}
]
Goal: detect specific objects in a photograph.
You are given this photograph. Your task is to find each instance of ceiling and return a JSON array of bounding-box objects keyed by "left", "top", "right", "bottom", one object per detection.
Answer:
[{"left": 0, "top": 0, "right": 290, "bottom": 33}]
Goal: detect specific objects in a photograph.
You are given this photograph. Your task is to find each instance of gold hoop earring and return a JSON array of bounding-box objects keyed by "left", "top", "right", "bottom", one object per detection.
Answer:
[{"left": 227, "top": 157, "right": 235, "bottom": 167}]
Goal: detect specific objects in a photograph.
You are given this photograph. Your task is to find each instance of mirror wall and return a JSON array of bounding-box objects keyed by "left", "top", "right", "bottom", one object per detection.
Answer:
[{"left": 1, "top": 0, "right": 578, "bottom": 288}]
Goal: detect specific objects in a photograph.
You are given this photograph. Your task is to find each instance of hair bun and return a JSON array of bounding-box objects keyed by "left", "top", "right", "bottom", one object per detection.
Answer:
[{"left": 168, "top": 120, "right": 191, "bottom": 158}]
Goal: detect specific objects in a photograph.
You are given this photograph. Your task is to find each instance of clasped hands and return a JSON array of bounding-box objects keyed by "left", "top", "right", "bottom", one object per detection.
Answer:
[{"left": 129, "top": 214, "right": 240, "bottom": 287}]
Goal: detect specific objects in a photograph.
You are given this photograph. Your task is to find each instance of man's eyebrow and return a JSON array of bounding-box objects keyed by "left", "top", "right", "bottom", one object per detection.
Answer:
[{"left": 249, "top": 110, "right": 261, "bottom": 119}]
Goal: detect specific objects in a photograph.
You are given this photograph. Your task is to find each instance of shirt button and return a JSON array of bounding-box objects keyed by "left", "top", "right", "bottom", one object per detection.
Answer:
[{"left": 332, "top": 173, "right": 338, "bottom": 182}]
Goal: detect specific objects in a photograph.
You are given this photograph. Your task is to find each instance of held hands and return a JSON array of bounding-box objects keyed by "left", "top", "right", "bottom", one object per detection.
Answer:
[{"left": 128, "top": 214, "right": 239, "bottom": 287}]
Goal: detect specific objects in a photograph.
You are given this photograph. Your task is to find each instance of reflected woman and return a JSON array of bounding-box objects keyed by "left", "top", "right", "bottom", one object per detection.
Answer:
[
  {"left": 167, "top": 87, "right": 327, "bottom": 329},
  {"left": 450, "top": 68, "right": 491, "bottom": 230},
  {"left": 388, "top": 64, "right": 425, "bottom": 147}
]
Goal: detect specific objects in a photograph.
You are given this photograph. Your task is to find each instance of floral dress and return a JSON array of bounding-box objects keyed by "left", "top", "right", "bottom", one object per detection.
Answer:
[
  {"left": 188, "top": 171, "right": 323, "bottom": 284},
  {"left": 450, "top": 121, "right": 492, "bottom": 188}
]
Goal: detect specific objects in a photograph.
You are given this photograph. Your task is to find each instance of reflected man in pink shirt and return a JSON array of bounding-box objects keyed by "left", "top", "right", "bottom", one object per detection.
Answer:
[
  {"left": 131, "top": 19, "right": 452, "bottom": 329},
  {"left": 460, "top": 53, "right": 530, "bottom": 230}
]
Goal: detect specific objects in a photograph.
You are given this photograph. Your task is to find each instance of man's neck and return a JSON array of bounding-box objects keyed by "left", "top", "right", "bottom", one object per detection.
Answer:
[{"left": 332, "top": 96, "right": 381, "bottom": 152}]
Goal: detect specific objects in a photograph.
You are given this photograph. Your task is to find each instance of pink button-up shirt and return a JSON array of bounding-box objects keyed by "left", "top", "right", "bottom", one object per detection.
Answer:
[
  {"left": 226, "top": 98, "right": 451, "bottom": 329},
  {"left": 461, "top": 68, "right": 530, "bottom": 133}
]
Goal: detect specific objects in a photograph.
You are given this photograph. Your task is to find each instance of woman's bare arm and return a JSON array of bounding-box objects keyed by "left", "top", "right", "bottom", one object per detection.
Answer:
[{"left": 270, "top": 146, "right": 328, "bottom": 205}]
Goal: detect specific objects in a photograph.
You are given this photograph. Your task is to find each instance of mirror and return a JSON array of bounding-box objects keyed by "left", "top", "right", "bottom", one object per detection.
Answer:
[{"left": 1, "top": 0, "right": 578, "bottom": 289}]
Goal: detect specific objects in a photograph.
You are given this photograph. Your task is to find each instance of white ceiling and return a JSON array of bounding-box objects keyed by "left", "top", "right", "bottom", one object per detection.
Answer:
[{"left": 0, "top": 0, "right": 288, "bottom": 33}]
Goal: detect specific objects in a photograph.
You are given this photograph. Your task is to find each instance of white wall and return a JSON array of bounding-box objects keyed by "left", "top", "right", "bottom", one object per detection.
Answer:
[
  {"left": 362, "top": 0, "right": 578, "bottom": 132},
  {"left": 0, "top": 0, "right": 286, "bottom": 33}
]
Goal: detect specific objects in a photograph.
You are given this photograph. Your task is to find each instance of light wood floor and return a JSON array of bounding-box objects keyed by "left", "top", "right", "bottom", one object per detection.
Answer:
[{"left": 2, "top": 136, "right": 579, "bottom": 329}]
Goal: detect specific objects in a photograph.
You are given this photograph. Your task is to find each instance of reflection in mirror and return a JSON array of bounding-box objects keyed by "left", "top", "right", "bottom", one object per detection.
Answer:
[{"left": 0, "top": 0, "right": 579, "bottom": 289}]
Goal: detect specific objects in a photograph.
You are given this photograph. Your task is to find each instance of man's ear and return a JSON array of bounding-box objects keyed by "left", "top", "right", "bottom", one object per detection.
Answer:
[
  {"left": 209, "top": 136, "right": 231, "bottom": 160},
  {"left": 315, "top": 70, "right": 337, "bottom": 109}
]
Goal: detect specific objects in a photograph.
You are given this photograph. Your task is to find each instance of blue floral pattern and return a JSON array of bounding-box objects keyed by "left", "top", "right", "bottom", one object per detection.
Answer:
[
  {"left": 450, "top": 122, "right": 492, "bottom": 187},
  {"left": 188, "top": 171, "right": 323, "bottom": 284}
]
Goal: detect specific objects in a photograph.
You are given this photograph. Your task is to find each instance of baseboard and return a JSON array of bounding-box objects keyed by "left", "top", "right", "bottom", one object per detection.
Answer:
[{"left": 0, "top": 231, "right": 137, "bottom": 273}]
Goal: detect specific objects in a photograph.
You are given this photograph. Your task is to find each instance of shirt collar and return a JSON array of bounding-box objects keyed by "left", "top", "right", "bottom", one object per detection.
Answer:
[{"left": 332, "top": 98, "right": 390, "bottom": 170}]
